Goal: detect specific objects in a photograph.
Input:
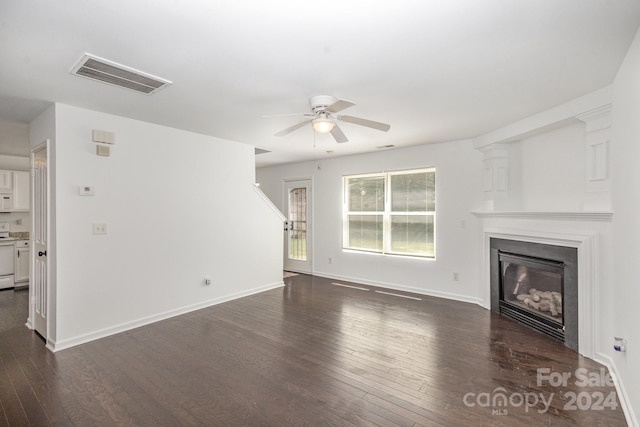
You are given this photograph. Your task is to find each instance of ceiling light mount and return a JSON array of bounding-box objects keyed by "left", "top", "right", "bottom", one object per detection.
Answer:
[{"left": 310, "top": 95, "right": 338, "bottom": 113}]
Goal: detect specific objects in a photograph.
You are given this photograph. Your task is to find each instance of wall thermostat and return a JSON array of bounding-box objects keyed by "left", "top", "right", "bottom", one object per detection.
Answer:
[{"left": 79, "top": 185, "right": 95, "bottom": 196}]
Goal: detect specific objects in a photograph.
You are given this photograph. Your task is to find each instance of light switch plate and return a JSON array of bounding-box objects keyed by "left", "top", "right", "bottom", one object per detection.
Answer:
[{"left": 96, "top": 145, "right": 110, "bottom": 156}]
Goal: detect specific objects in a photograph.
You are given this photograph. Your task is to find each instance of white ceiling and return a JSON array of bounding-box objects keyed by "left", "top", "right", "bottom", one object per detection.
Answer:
[{"left": 1, "top": 1, "right": 639, "bottom": 167}]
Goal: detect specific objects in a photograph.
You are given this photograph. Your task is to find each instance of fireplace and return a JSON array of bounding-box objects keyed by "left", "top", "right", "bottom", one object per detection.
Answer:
[{"left": 490, "top": 238, "right": 578, "bottom": 351}]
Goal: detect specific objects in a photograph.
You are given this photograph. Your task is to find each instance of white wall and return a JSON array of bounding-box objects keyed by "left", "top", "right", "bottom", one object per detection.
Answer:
[
  {"left": 515, "top": 122, "right": 586, "bottom": 211},
  {"left": 44, "top": 104, "right": 283, "bottom": 349},
  {"left": 257, "top": 139, "right": 485, "bottom": 303},
  {"left": 0, "top": 120, "right": 30, "bottom": 157},
  {"left": 611, "top": 24, "right": 640, "bottom": 426},
  {"left": 257, "top": 123, "right": 606, "bottom": 305}
]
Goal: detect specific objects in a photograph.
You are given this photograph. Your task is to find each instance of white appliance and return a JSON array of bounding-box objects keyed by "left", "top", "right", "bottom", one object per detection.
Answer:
[
  {"left": 0, "top": 194, "right": 12, "bottom": 212},
  {"left": 0, "top": 222, "right": 16, "bottom": 289}
]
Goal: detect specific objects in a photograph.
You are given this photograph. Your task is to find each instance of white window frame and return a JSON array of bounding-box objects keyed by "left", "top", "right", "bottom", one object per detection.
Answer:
[{"left": 342, "top": 168, "right": 436, "bottom": 258}]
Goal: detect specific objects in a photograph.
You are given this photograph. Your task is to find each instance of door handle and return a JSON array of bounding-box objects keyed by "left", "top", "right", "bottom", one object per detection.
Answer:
[{"left": 38, "top": 250, "right": 47, "bottom": 257}]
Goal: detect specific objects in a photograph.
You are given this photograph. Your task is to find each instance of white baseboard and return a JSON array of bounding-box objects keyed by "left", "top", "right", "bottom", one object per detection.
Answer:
[
  {"left": 594, "top": 352, "right": 638, "bottom": 427},
  {"left": 50, "top": 281, "right": 285, "bottom": 352},
  {"left": 312, "top": 270, "right": 484, "bottom": 307}
]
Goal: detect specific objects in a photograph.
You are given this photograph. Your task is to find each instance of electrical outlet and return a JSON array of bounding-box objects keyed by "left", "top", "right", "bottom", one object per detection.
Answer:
[
  {"left": 92, "top": 223, "right": 107, "bottom": 235},
  {"left": 453, "top": 272, "right": 460, "bottom": 281},
  {"left": 614, "top": 337, "right": 626, "bottom": 352}
]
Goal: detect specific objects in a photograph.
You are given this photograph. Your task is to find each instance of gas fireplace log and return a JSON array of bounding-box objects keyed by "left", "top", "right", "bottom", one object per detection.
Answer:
[
  {"left": 549, "top": 300, "right": 559, "bottom": 316},
  {"left": 516, "top": 289, "right": 562, "bottom": 318}
]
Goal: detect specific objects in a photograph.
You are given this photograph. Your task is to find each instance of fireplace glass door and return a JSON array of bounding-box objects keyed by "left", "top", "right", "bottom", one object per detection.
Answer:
[{"left": 499, "top": 252, "right": 564, "bottom": 328}]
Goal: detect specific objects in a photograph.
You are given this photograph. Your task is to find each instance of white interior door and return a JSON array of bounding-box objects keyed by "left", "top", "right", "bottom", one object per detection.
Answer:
[
  {"left": 31, "top": 142, "right": 48, "bottom": 338},
  {"left": 284, "top": 179, "right": 312, "bottom": 274}
]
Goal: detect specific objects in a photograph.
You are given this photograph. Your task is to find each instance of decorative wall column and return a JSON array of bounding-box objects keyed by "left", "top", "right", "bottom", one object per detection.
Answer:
[
  {"left": 479, "top": 143, "right": 515, "bottom": 211},
  {"left": 576, "top": 105, "right": 612, "bottom": 211}
]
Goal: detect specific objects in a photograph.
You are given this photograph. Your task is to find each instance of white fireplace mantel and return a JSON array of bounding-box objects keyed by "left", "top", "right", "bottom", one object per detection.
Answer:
[{"left": 471, "top": 210, "right": 613, "bottom": 222}]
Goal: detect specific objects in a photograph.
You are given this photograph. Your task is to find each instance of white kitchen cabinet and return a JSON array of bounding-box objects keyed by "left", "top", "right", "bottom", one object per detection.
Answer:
[
  {"left": 0, "top": 170, "right": 11, "bottom": 192},
  {"left": 12, "top": 171, "right": 30, "bottom": 211},
  {"left": 15, "top": 240, "right": 29, "bottom": 284}
]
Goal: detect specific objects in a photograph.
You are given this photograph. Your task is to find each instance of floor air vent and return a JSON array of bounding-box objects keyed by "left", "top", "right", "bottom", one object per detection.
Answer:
[{"left": 70, "top": 53, "right": 172, "bottom": 95}]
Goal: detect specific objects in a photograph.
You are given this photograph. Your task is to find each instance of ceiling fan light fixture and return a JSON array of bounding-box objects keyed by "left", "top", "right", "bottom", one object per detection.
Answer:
[
  {"left": 312, "top": 118, "right": 335, "bottom": 133},
  {"left": 271, "top": 95, "right": 389, "bottom": 143}
]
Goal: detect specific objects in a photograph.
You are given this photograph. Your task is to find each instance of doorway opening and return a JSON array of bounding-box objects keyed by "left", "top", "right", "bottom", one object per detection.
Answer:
[{"left": 284, "top": 179, "right": 312, "bottom": 274}]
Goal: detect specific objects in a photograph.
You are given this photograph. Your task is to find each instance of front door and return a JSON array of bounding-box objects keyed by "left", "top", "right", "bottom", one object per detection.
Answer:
[
  {"left": 31, "top": 141, "right": 48, "bottom": 339},
  {"left": 284, "top": 179, "right": 312, "bottom": 274}
]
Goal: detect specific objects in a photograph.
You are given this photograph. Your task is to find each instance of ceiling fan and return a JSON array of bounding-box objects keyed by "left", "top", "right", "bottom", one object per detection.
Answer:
[{"left": 269, "top": 95, "right": 390, "bottom": 143}]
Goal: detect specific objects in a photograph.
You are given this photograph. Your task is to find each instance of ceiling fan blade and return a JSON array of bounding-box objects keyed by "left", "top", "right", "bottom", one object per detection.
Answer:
[
  {"left": 274, "top": 119, "right": 311, "bottom": 137},
  {"left": 339, "top": 115, "right": 390, "bottom": 132},
  {"left": 262, "top": 113, "right": 314, "bottom": 118},
  {"left": 330, "top": 124, "right": 348, "bottom": 143},
  {"left": 326, "top": 99, "right": 355, "bottom": 113}
]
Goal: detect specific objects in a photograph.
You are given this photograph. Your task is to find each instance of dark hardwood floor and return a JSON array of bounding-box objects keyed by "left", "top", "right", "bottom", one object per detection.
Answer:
[{"left": 0, "top": 275, "right": 627, "bottom": 426}]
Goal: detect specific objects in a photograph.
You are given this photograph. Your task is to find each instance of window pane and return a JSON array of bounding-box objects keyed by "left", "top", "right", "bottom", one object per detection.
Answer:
[
  {"left": 390, "top": 215, "right": 434, "bottom": 256},
  {"left": 288, "top": 187, "right": 307, "bottom": 260},
  {"left": 347, "top": 215, "right": 383, "bottom": 251},
  {"left": 390, "top": 171, "right": 435, "bottom": 212},
  {"left": 348, "top": 176, "right": 385, "bottom": 212}
]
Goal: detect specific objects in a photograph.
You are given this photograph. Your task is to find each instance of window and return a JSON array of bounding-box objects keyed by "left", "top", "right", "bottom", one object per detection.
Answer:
[{"left": 343, "top": 168, "right": 435, "bottom": 258}]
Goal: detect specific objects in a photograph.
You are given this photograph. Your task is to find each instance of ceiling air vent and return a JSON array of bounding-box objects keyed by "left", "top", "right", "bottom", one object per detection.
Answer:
[{"left": 70, "top": 53, "right": 172, "bottom": 95}]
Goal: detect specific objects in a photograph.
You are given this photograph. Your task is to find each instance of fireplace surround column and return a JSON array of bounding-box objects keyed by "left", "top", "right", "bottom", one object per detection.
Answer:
[
  {"left": 479, "top": 143, "right": 515, "bottom": 211},
  {"left": 576, "top": 105, "right": 612, "bottom": 211}
]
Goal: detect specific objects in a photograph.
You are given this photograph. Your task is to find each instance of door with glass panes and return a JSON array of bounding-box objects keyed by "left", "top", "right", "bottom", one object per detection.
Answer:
[{"left": 284, "top": 179, "right": 312, "bottom": 273}]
